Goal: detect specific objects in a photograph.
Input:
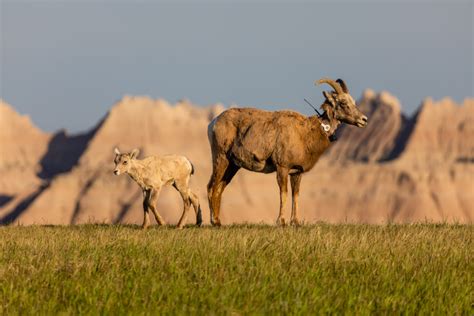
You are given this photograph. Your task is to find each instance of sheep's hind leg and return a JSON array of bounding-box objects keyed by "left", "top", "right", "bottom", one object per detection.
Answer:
[
  {"left": 148, "top": 188, "right": 166, "bottom": 226},
  {"left": 174, "top": 180, "right": 192, "bottom": 229},
  {"left": 208, "top": 158, "right": 240, "bottom": 227},
  {"left": 189, "top": 191, "right": 202, "bottom": 226},
  {"left": 276, "top": 167, "right": 289, "bottom": 226},
  {"left": 290, "top": 173, "right": 302, "bottom": 226},
  {"left": 207, "top": 155, "right": 229, "bottom": 227}
]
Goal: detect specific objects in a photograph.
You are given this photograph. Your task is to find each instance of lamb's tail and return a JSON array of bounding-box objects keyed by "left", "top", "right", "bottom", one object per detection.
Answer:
[{"left": 187, "top": 158, "right": 195, "bottom": 176}]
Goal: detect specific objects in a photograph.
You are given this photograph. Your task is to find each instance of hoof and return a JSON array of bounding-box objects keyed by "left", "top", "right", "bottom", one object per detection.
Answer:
[
  {"left": 277, "top": 217, "right": 286, "bottom": 226},
  {"left": 290, "top": 219, "right": 300, "bottom": 226},
  {"left": 211, "top": 219, "right": 222, "bottom": 227}
]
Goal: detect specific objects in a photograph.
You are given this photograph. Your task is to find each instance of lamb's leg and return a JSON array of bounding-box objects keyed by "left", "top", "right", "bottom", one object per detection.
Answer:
[
  {"left": 174, "top": 180, "right": 192, "bottom": 229},
  {"left": 148, "top": 187, "right": 166, "bottom": 226},
  {"left": 142, "top": 190, "right": 151, "bottom": 229},
  {"left": 290, "top": 173, "right": 302, "bottom": 226},
  {"left": 189, "top": 191, "right": 202, "bottom": 227},
  {"left": 208, "top": 158, "right": 240, "bottom": 227},
  {"left": 276, "top": 167, "right": 289, "bottom": 226}
]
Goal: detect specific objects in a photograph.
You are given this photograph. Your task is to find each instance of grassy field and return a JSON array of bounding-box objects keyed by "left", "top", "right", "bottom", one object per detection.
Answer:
[{"left": 0, "top": 224, "right": 472, "bottom": 315}]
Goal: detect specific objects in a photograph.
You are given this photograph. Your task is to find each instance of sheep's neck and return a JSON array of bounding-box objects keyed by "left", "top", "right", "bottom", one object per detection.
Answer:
[
  {"left": 127, "top": 161, "right": 147, "bottom": 189},
  {"left": 319, "top": 109, "right": 340, "bottom": 137}
]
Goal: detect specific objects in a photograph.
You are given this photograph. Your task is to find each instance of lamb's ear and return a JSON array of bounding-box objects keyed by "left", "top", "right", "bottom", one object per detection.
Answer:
[
  {"left": 323, "top": 91, "right": 336, "bottom": 108},
  {"left": 114, "top": 147, "right": 121, "bottom": 155},
  {"left": 130, "top": 149, "right": 140, "bottom": 159}
]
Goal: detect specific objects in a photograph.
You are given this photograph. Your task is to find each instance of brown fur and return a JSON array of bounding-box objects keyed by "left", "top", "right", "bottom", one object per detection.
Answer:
[
  {"left": 113, "top": 148, "right": 202, "bottom": 229},
  {"left": 207, "top": 78, "right": 368, "bottom": 226}
]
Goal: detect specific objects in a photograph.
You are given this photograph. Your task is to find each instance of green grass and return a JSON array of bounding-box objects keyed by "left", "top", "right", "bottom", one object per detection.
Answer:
[{"left": 0, "top": 224, "right": 472, "bottom": 315}]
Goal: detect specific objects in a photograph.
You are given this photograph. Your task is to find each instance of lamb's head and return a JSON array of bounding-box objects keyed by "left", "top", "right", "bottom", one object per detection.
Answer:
[
  {"left": 316, "top": 78, "right": 368, "bottom": 128},
  {"left": 113, "top": 148, "right": 140, "bottom": 176}
]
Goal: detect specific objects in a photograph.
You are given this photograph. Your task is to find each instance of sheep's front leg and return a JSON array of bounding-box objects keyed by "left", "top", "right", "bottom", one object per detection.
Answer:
[
  {"left": 148, "top": 187, "right": 166, "bottom": 226},
  {"left": 142, "top": 190, "right": 151, "bottom": 229},
  {"left": 276, "top": 167, "right": 289, "bottom": 226},
  {"left": 290, "top": 173, "right": 302, "bottom": 226}
]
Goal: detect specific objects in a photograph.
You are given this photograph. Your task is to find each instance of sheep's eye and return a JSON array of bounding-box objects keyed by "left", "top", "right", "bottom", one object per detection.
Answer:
[{"left": 123, "top": 161, "right": 128, "bottom": 165}]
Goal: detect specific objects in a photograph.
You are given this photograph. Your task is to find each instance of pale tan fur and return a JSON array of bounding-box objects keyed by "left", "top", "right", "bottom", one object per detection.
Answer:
[
  {"left": 113, "top": 148, "right": 202, "bottom": 229},
  {"left": 207, "top": 78, "right": 368, "bottom": 226}
]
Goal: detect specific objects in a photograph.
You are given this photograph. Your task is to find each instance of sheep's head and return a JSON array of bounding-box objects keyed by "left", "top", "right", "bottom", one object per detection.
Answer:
[
  {"left": 113, "top": 148, "right": 140, "bottom": 176},
  {"left": 316, "top": 78, "right": 368, "bottom": 128}
]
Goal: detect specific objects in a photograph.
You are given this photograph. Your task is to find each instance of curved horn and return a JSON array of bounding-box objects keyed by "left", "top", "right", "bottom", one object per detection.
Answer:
[
  {"left": 315, "top": 77, "right": 344, "bottom": 94},
  {"left": 336, "top": 78, "right": 349, "bottom": 93}
]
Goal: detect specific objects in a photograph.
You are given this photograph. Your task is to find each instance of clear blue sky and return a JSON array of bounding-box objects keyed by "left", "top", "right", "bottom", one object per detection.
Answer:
[{"left": 1, "top": 0, "right": 472, "bottom": 133}]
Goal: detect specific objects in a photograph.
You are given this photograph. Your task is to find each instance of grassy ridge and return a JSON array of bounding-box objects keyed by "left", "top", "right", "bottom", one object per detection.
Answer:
[{"left": 0, "top": 224, "right": 472, "bottom": 314}]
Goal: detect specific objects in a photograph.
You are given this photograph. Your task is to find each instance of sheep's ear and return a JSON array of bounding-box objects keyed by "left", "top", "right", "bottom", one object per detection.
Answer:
[
  {"left": 114, "top": 147, "right": 121, "bottom": 155},
  {"left": 323, "top": 91, "right": 336, "bottom": 108},
  {"left": 131, "top": 149, "right": 140, "bottom": 159}
]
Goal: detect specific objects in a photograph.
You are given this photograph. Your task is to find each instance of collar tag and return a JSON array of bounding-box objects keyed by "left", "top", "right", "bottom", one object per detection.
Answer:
[{"left": 321, "top": 123, "right": 330, "bottom": 132}]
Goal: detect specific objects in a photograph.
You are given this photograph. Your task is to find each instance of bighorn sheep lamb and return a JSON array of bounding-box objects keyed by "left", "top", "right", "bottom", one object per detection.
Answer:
[
  {"left": 207, "top": 78, "right": 368, "bottom": 226},
  {"left": 113, "top": 148, "right": 202, "bottom": 229}
]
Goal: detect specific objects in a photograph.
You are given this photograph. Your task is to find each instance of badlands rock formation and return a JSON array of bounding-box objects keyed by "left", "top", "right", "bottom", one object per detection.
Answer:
[
  {"left": 0, "top": 101, "right": 49, "bottom": 194},
  {"left": 0, "top": 93, "right": 472, "bottom": 225},
  {"left": 326, "top": 90, "right": 405, "bottom": 162}
]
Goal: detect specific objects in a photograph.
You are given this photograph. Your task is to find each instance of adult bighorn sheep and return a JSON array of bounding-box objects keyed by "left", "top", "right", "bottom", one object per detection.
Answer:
[
  {"left": 113, "top": 148, "right": 202, "bottom": 229},
  {"left": 207, "top": 78, "right": 368, "bottom": 226}
]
